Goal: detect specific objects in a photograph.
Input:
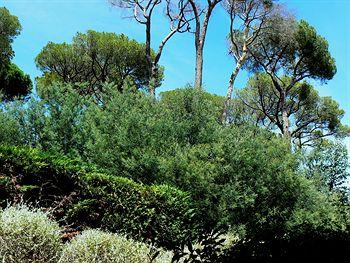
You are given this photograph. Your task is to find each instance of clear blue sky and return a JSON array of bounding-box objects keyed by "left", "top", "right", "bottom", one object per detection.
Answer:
[{"left": 3, "top": 0, "right": 350, "bottom": 148}]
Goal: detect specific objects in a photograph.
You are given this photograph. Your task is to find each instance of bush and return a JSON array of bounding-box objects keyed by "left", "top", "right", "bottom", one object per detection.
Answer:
[
  {"left": 0, "top": 205, "right": 62, "bottom": 262},
  {"left": 0, "top": 145, "right": 198, "bottom": 249},
  {"left": 58, "top": 229, "right": 172, "bottom": 263},
  {"left": 67, "top": 173, "right": 197, "bottom": 249}
]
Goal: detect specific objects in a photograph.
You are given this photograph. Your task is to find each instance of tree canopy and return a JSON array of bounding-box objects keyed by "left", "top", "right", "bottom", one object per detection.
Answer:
[
  {"left": 0, "top": 7, "right": 32, "bottom": 100},
  {"left": 36, "top": 30, "right": 163, "bottom": 95},
  {"left": 0, "top": 62, "right": 32, "bottom": 101},
  {"left": 236, "top": 73, "right": 350, "bottom": 146},
  {"left": 247, "top": 19, "right": 337, "bottom": 82},
  {"left": 0, "top": 7, "right": 21, "bottom": 66},
  {"left": 242, "top": 17, "right": 338, "bottom": 140}
]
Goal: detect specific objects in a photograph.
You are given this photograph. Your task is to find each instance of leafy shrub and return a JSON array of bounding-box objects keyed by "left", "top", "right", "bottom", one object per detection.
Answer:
[
  {"left": 68, "top": 173, "right": 197, "bottom": 249},
  {"left": 58, "top": 229, "right": 172, "bottom": 263},
  {"left": 0, "top": 145, "right": 198, "bottom": 249},
  {"left": 0, "top": 108, "right": 24, "bottom": 146},
  {"left": 0, "top": 144, "right": 92, "bottom": 210},
  {"left": 172, "top": 229, "right": 228, "bottom": 263},
  {"left": 0, "top": 205, "right": 62, "bottom": 262}
]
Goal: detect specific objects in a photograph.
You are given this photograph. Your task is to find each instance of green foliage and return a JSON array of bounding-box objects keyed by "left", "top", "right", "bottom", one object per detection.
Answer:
[
  {"left": 0, "top": 106, "right": 24, "bottom": 145},
  {"left": 0, "top": 81, "right": 349, "bottom": 259},
  {"left": 58, "top": 229, "right": 171, "bottom": 263},
  {"left": 159, "top": 88, "right": 223, "bottom": 144},
  {"left": 296, "top": 20, "right": 337, "bottom": 80},
  {"left": 215, "top": 127, "right": 306, "bottom": 239},
  {"left": 75, "top": 86, "right": 222, "bottom": 183},
  {"left": 247, "top": 17, "right": 336, "bottom": 81},
  {"left": 301, "top": 140, "right": 350, "bottom": 192},
  {"left": 35, "top": 30, "right": 163, "bottom": 94},
  {"left": 1, "top": 4, "right": 349, "bottom": 261},
  {"left": 0, "top": 144, "right": 198, "bottom": 249},
  {"left": 0, "top": 62, "right": 32, "bottom": 100},
  {"left": 0, "top": 83, "right": 90, "bottom": 154},
  {"left": 0, "top": 8, "right": 32, "bottom": 100},
  {"left": 69, "top": 172, "right": 197, "bottom": 249},
  {"left": 236, "top": 73, "right": 350, "bottom": 145},
  {"left": 0, "top": 205, "right": 62, "bottom": 263},
  {"left": 0, "top": 7, "right": 21, "bottom": 65}
]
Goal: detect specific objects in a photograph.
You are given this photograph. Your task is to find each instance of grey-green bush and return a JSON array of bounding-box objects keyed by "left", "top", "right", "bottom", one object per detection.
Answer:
[
  {"left": 58, "top": 229, "right": 172, "bottom": 263},
  {"left": 0, "top": 205, "right": 62, "bottom": 262}
]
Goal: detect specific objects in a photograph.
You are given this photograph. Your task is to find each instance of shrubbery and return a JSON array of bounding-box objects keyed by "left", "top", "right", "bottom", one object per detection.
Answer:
[
  {"left": 0, "top": 206, "right": 173, "bottom": 263},
  {"left": 0, "top": 205, "right": 62, "bottom": 263},
  {"left": 0, "top": 145, "right": 198, "bottom": 249},
  {"left": 1, "top": 85, "right": 350, "bottom": 260},
  {"left": 59, "top": 229, "right": 171, "bottom": 263}
]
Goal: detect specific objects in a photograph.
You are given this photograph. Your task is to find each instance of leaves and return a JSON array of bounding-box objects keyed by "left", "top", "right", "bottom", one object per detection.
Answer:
[
  {"left": 0, "top": 7, "right": 21, "bottom": 65},
  {"left": 35, "top": 31, "right": 163, "bottom": 94}
]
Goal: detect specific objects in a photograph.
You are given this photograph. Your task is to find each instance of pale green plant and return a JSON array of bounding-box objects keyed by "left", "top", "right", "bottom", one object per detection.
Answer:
[
  {"left": 58, "top": 229, "right": 172, "bottom": 263},
  {"left": 0, "top": 205, "right": 62, "bottom": 263}
]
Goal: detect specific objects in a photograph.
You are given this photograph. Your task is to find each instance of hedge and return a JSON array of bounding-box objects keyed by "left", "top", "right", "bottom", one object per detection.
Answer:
[{"left": 0, "top": 145, "right": 198, "bottom": 249}]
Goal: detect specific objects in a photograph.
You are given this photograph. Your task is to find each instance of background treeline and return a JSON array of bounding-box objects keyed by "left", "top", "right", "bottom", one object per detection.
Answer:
[{"left": 1, "top": 0, "right": 350, "bottom": 262}]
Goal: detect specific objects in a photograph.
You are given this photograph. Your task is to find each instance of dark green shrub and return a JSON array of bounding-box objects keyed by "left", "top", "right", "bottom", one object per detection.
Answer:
[
  {"left": 69, "top": 172, "right": 197, "bottom": 248},
  {"left": 0, "top": 145, "right": 198, "bottom": 249}
]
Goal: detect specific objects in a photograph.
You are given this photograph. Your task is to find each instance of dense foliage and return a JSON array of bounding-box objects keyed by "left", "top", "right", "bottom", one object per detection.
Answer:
[
  {"left": 0, "top": 62, "right": 32, "bottom": 100},
  {"left": 1, "top": 84, "right": 349, "bottom": 261},
  {"left": 0, "top": 7, "right": 21, "bottom": 65},
  {"left": 1, "top": 2, "right": 350, "bottom": 262},
  {"left": 0, "top": 144, "right": 197, "bottom": 249},
  {"left": 0, "top": 205, "right": 62, "bottom": 263},
  {"left": 0, "top": 7, "right": 32, "bottom": 100},
  {"left": 0, "top": 205, "right": 172, "bottom": 263},
  {"left": 36, "top": 30, "right": 163, "bottom": 94}
]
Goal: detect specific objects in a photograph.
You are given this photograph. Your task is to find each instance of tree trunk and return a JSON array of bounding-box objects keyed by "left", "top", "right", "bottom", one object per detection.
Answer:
[
  {"left": 149, "top": 62, "right": 157, "bottom": 97},
  {"left": 281, "top": 90, "right": 290, "bottom": 139},
  {"left": 282, "top": 109, "right": 290, "bottom": 138},
  {"left": 194, "top": 42, "right": 204, "bottom": 88},
  {"left": 221, "top": 52, "right": 247, "bottom": 123},
  {"left": 192, "top": 1, "right": 217, "bottom": 89},
  {"left": 145, "top": 19, "right": 155, "bottom": 96}
]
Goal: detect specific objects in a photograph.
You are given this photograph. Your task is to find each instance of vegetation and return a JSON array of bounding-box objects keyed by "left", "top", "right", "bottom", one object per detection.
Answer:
[
  {"left": 0, "top": 205, "right": 173, "bottom": 263},
  {"left": 1, "top": 2, "right": 350, "bottom": 262},
  {"left": 236, "top": 73, "right": 349, "bottom": 146},
  {"left": 36, "top": 31, "right": 162, "bottom": 94},
  {"left": 0, "top": 7, "right": 21, "bottom": 65},
  {"left": 0, "top": 144, "right": 197, "bottom": 249},
  {"left": 59, "top": 229, "right": 172, "bottom": 263},
  {"left": 0, "top": 205, "right": 62, "bottom": 263},
  {"left": 0, "top": 7, "right": 32, "bottom": 100}
]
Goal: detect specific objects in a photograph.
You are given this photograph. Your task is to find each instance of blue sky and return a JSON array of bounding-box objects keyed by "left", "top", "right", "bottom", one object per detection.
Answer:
[{"left": 2, "top": 0, "right": 350, "bottom": 149}]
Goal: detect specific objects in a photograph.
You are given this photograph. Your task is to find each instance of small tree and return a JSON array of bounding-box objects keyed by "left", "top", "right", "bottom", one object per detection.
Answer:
[{"left": 302, "top": 140, "right": 350, "bottom": 193}]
